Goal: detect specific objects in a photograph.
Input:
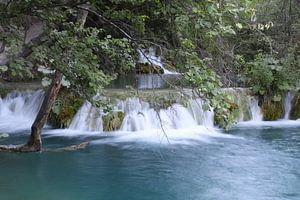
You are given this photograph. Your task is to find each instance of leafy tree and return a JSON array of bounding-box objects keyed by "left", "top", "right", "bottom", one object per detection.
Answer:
[{"left": 0, "top": 0, "right": 141, "bottom": 151}]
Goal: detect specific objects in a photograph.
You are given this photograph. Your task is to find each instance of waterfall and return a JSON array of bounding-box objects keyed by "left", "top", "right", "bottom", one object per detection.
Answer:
[
  {"left": 248, "top": 97, "right": 263, "bottom": 121},
  {"left": 138, "top": 47, "right": 178, "bottom": 75},
  {"left": 69, "top": 101, "right": 103, "bottom": 131},
  {"left": 69, "top": 97, "right": 215, "bottom": 132},
  {"left": 283, "top": 91, "right": 295, "bottom": 120},
  {"left": 0, "top": 90, "right": 44, "bottom": 132},
  {"left": 225, "top": 88, "right": 263, "bottom": 122},
  {"left": 0, "top": 89, "right": 268, "bottom": 134},
  {"left": 187, "top": 99, "right": 214, "bottom": 127}
]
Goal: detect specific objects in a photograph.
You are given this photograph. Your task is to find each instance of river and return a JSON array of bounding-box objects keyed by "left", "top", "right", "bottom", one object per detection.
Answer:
[{"left": 0, "top": 122, "right": 299, "bottom": 200}]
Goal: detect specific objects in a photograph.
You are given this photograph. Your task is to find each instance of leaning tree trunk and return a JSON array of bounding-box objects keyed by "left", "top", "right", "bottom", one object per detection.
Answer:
[
  {"left": 22, "top": 6, "right": 88, "bottom": 151},
  {"left": 20, "top": 70, "right": 63, "bottom": 152}
]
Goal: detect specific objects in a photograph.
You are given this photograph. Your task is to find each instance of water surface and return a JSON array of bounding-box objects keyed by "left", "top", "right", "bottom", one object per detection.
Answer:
[{"left": 0, "top": 125, "right": 299, "bottom": 200}]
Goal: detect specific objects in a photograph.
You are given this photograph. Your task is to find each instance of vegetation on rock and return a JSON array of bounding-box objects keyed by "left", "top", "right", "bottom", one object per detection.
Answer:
[{"left": 261, "top": 97, "right": 284, "bottom": 121}]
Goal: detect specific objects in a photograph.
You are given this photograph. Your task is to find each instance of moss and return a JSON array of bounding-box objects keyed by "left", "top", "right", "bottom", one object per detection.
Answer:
[
  {"left": 48, "top": 89, "right": 84, "bottom": 128},
  {"left": 102, "top": 89, "right": 189, "bottom": 109},
  {"left": 290, "top": 92, "right": 300, "bottom": 120},
  {"left": 0, "top": 81, "right": 44, "bottom": 98},
  {"left": 102, "top": 111, "right": 125, "bottom": 131},
  {"left": 261, "top": 98, "right": 284, "bottom": 121},
  {"left": 225, "top": 88, "right": 252, "bottom": 121}
]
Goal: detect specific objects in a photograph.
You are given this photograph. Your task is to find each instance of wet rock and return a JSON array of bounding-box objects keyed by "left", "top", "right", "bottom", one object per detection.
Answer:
[
  {"left": 290, "top": 92, "right": 300, "bottom": 120},
  {"left": 103, "top": 111, "right": 125, "bottom": 131},
  {"left": 136, "top": 63, "right": 164, "bottom": 74},
  {"left": 261, "top": 99, "right": 284, "bottom": 121}
]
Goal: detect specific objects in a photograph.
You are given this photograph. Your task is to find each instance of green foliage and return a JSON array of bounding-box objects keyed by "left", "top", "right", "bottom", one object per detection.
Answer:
[
  {"left": 245, "top": 53, "right": 296, "bottom": 100},
  {"left": 31, "top": 25, "right": 135, "bottom": 98},
  {"left": 49, "top": 90, "right": 84, "bottom": 128},
  {"left": 102, "top": 111, "right": 125, "bottom": 132},
  {"left": 184, "top": 53, "right": 236, "bottom": 129},
  {"left": 1, "top": 1, "right": 136, "bottom": 98}
]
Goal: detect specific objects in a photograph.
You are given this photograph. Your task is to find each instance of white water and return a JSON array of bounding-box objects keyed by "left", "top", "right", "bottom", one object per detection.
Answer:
[
  {"left": 284, "top": 91, "right": 295, "bottom": 120},
  {"left": 0, "top": 90, "right": 44, "bottom": 132},
  {"left": 0, "top": 89, "right": 268, "bottom": 141},
  {"left": 138, "top": 47, "right": 179, "bottom": 75},
  {"left": 69, "top": 101, "right": 103, "bottom": 131},
  {"left": 69, "top": 97, "right": 215, "bottom": 133},
  {"left": 248, "top": 97, "right": 263, "bottom": 121}
]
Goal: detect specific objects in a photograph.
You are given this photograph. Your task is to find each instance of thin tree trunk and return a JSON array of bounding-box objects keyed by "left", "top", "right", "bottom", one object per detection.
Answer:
[{"left": 20, "top": 70, "right": 63, "bottom": 152}]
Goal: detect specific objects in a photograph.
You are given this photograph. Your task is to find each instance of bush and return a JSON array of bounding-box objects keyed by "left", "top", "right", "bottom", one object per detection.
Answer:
[{"left": 245, "top": 53, "right": 294, "bottom": 101}]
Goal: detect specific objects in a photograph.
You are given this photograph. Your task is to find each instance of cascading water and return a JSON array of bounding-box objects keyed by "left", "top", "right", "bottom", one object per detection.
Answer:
[
  {"left": 69, "top": 97, "right": 215, "bottom": 133},
  {"left": 138, "top": 47, "right": 178, "bottom": 75},
  {"left": 248, "top": 96, "right": 263, "bottom": 121},
  {"left": 187, "top": 99, "right": 214, "bottom": 127},
  {"left": 0, "top": 88, "right": 266, "bottom": 136},
  {"left": 69, "top": 101, "right": 103, "bottom": 131},
  {"left": 283, "top": 91, "right": 295, "bottom": 120},
  {"left": 0, "top": 90, "right": 44, "bottom": 132}
]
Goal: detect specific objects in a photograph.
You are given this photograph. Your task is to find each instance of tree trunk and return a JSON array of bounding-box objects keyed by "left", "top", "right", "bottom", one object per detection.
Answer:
[{"left": 20, "top": 70, "right": 63, "bottom": 152}]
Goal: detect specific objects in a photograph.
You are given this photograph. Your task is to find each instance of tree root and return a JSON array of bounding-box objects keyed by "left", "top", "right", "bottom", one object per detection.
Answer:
[
  {"left": 46, "top": 141, "right": 89, "bottom": 152},
  {"left": 0, "top": 142, "right": 89, "bottom": 153}
]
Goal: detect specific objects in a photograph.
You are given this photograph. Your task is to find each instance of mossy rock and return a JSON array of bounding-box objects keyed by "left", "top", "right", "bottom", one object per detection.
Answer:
[
  {"left": 0, "top": 81, "right": 44, "bottom": 98},
  {"left": 290, "top": 92, "right": 300, "bottom": 120},
  {"left": 102, "top": 111, "right": 125, "bottom": 132},
  {"left": 225, "top": 88, "right": 252, "bottom": 121},
  {"left": 261, "top": 99, "right": 284, "bottom": 121},
  {"left": 136, "top": 63, "right": 164, "bottom": 74},
  {"left": 102, "top": 89, "right": 189, "bottom": 109}
]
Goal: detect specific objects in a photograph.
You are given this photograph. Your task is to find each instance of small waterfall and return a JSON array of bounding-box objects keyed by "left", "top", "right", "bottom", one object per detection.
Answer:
[
  {"left": 69, "top": 101, "right": 103, "bottom": 131},
  {"left": 0, "top": 90, "right": 44, "bottom": 132},
  {"left": 248, "top": 97, "right": 263, "bottom": 121},
  {"left": 187, "top": 99, "right": 214, "bottom": 127},
  {"left": 69, "top": 97, "right": 215, "bottom": 132},
  {"left": 284, "top": 91, "right": 295, "bottom": 120},
  {"left": 138, "top": 47, "right": 178, "bottom": 75}
]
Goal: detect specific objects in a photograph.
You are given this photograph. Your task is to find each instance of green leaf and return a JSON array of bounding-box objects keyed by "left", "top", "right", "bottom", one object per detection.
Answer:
[
  {"left": 235, "top": 23, "right": 243, "bottom": 29},
  {"left": 0, "top": 65, "right": 8, "bottom": 72}
]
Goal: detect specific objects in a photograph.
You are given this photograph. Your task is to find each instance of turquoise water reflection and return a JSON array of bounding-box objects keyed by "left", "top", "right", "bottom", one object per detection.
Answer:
[{"left": 0, "top": 126, "right": 299, "bottom": 200}]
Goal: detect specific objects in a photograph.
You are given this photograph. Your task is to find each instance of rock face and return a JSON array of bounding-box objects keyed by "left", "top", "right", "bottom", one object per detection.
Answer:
[
  {"left": 102, "top": 111, "right": 125, "bottom": 131},
  {"left": 136, "top": 63, "right": 164, "bottom": 74},
  {"left": 225, "top": 88, "right": 253, "bottom": 121},
  {"left": 24, "top": 17, "right": 44, "bottom": 44},
  {"left": 261, "top": 99, "right": 284, "bottom": 121},
  {"left": 290, "top": 92, "right": 300, "bottom": 120}
]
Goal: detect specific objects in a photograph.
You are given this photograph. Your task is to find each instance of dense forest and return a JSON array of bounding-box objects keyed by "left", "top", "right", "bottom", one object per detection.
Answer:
[{"left": 0, "top": 0, "right": 300, "bottom": 151}]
